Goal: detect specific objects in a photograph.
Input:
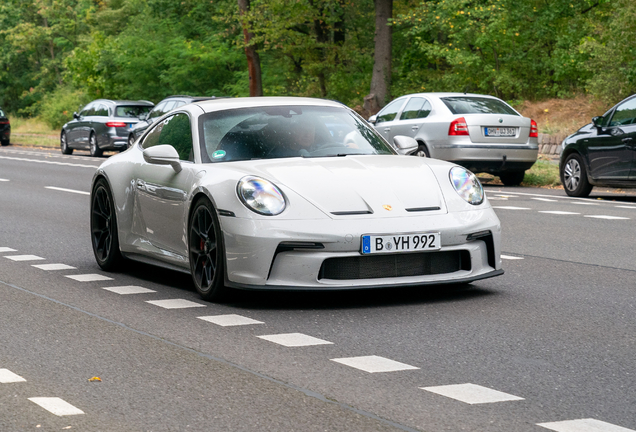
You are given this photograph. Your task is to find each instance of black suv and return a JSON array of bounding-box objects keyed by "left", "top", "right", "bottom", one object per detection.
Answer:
[
  {"left": 127, "top": 95, "right": 219, "bottom": 147},
  {"left": 0, "top": 108, "right": 10, "bottom": 146}
]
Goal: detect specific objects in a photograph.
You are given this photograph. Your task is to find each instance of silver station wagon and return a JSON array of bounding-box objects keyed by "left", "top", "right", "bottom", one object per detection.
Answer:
[{"left": 369, "top": 93, "right": 539, "bottom": 186}]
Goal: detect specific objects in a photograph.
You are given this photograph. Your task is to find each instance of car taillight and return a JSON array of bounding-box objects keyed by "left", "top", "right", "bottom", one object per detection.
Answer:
[
  {"left": 0, "top": 120, "right": 9, "bottom": 125},
  {"left": 448, "top": 117, "right": 469, "bottom": 136},
  {"left": 530, "top": 119, "right": 538, "bottom": 138},
  {"left": 106, "top": 122, "right": 127, "bottom": 128}
]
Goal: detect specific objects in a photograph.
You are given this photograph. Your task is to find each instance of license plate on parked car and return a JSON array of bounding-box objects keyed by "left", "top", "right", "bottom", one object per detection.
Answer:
[
  {"left": 484, "top": 127, "right": 516, "bottom": 137},
  {"left": 361, "top": 233, "right": 441, "bottom": 254}
]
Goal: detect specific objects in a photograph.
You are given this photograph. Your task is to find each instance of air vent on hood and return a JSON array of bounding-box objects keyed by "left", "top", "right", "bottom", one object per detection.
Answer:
[
  {"left": 405, "top": 206, "right": 441, "bottom": 213},
  {"left": 330, "top": 210, "right": 374, "bottom": 216}
]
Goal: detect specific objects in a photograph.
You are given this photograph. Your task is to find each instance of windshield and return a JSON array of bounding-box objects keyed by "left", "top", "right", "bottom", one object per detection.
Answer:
[
  {"left": 441, "top": 97, "right": 519, "bottom": 116},
  {"left": 199, "top": 105, "right": 394, "bottom": 162},
  {"left": 115, "top": 105, "right": 152, "bottom": 118}
]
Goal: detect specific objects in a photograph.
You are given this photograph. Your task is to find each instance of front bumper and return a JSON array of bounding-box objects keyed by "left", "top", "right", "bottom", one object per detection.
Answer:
[{"left": 219, "top": 208, "right": 502, "bottom": 289}]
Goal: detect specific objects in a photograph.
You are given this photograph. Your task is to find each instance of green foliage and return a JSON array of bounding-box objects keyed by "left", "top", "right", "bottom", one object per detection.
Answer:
[{"left": 38, "top": 85, "right": 89, "bottom": 129}]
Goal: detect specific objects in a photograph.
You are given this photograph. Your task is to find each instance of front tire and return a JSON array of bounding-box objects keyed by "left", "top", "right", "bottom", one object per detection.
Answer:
[
  {"left": 414, "top": 144, "right": 430, "bottom": 158},
  {"left": 189, "top": 198, "right": 228, "bottom": 301},
  {"left": 89, "top": 132, "right": 103, "bottom": 157},
  {"left": 1, "top": 140, "right": 8, "bottom": 146},
  {"left": 128, "top": 134, "right": 135, "bottom": 148},
  {"left": 61, "top": 131, "right": 73, "bottom": 154},
  {"left": 499, "top": 170, "right": 525, "bottom": 186},
  {"left": 561, "top": 153, "right": 593, "bottom": 197},
  {"left": 91, "top": 179, "right": 124, "bottom": 270}
]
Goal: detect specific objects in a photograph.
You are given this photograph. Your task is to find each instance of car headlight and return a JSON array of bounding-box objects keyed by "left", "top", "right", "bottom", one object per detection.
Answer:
[
  {"left": 237, "top": 176, "right": 286, "bottom": 216},
  {"left": 449, "top": 167, "right": 484, "bottom": 205}
]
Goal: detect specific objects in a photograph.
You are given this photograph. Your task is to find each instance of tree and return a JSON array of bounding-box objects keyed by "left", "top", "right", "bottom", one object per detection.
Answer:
[
  {"left": 237, "top": 0, "right": 263, "bottom": 96},
  {"left": 366, "top": 0, "right": 392, "bottom": 114}
]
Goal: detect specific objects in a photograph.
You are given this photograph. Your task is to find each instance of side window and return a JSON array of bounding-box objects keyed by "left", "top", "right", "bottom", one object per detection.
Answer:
[
  {"left": 95, "top": 104, "right": 109, "bottom": 116},
  {"left": 162, "top": 101, "right": 177, "bottom": 114},
  {"left": 609, "top": 98, "right": 636, "bottom": 127},
  {"left": 80, "top": 103, "right": 94, "bottom": 117},
  {"left": 376, "top": 99, "right": 405, "bottom": 124},
  {"left": 401, "top": 98, "right": 432, "bottom": 120},
  {"left": 142, "top": 113, "right": 193, "bottom": 161},
  {"left": 149, "top": 102, "right": 167, "bottom": 119}
]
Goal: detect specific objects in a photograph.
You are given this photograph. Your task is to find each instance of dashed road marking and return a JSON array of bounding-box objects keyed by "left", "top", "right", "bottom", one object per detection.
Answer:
[
  {"left": 0, "top": 247, "right": 17, "bottom": 253},
  {"left": 492, "top": 206, "right": 530, "bottom": 210},
  {"left": 103, "top": 285, "right": 156, "bottom": 295},
  {"left": 32, "top": 263, "right": 76, "bottom": 271},
  {"left": 45, "top": 186, "right": 90, "bottom": 195},
  {"left": 572, "top": 201, "right": 600, "bottom": 206},
  {"left": 0, "top": 369, "right": 26, "bottom": 383},
  {"left": 146, "top": 299, "right": 207, "bottom": 309},
  {"left": 198, "top": 314, "right": 264, "bottom": 327},
  {"left": 330, "top": 355, "right": 419, "bottom": 373},
  {"left": 493, "top": 194, "right": 519, "bottom": 198},
  {"left": 615, "top": 205, "right": 636, "bottom": 209},
  {"left": 585, "top": 215, "right": 630, "bottom": 220},
  {"left": 538, "top": 211, "right": 580, "bottom": 215},
  {"left": 421, "top": 383, "right": 524, "bottom": 404},
  {"left": 0, "top": 178, "right": 9, "bottom": 181},
  {"left": 532, "top": 197, "right": 558, "bottom": 202},
  {"left": 4, "top": 255, "right": 45, "bottom": 261},
  {"left": 65, "top": 274, "right": 113, "bottom": 282},
  {"left": 28, "top": 397, "right": 84, "bottom": 416},
  {"left": 257, "top": 333, "right": 333, "bottom": 347},
  {"left": 501, "top": 255, "right": 524, "bottom": 260},
  {"left": 0, "top": 155, "right": 97, "bottom": 169},
  {"left": 537, "top": 418, "right": 636, "bottom": 432}
]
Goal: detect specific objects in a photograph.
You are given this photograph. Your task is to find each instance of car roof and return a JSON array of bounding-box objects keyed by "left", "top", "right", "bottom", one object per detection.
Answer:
[
  {"left": 159, "top": 95, "right": 220, "bottom": 102},
  {"left": 395, "top": 92, "right": 504, "bottom": 99},
  {"left": 193, "top": 96, "right": 344, "bottom": 113},
  {"left": 90, "top": 99, "right": 154, "bottom": 106}
]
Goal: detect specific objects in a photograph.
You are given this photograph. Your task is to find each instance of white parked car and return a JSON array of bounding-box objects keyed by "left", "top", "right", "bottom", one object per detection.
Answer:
[
  {"left": 91, "top": 97, "right": 503, "bottom": 301},
  {"left": 369, "top": 93, "right": 539, "bottom": 186}
]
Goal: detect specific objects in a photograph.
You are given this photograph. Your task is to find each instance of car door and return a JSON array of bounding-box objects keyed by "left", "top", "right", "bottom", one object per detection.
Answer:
[
  {"left": 373, "top": 98, "right": 407, "bottom": 143},
  {"left": 133, "top": 112, "right": 197, "bottom": 259},
  {"left": 67, "top": 103, "right": 93, "bottom": 146},
  {"left": 92, "top": 103, "right": 110, "bottom": 147},
  {"left": 587, "top": 97, "right": 636, "bottom": 180},
  {"left": 388, "top": 97, "right": 433, "bottom": 139}
]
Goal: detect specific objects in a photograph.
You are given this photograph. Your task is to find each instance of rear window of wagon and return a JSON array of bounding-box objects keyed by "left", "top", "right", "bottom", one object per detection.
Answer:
[{"left": 441, "top": 97, "right": 519, "bottom": 116}]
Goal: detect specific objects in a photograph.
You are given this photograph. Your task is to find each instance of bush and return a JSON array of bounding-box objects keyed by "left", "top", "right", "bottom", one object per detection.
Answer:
[{"left": 38, "top": 86, "right": 89, "bottom": 130}]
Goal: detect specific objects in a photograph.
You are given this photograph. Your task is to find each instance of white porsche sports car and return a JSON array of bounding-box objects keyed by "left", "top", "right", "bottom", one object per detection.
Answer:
[{"left": 90, "top": 97, "right": 503, "bottom": 301}]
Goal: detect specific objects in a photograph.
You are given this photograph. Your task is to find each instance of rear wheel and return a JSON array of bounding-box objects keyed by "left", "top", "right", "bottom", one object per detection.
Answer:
[
  {"left": 128, "top": 134, "right": 135, "bottom": 148},
  {"left": 89, "top": 132, "right": 103, "bottom": 157},
  {"left": 1, "top": 139, "right": 8, "bottom": 146},
  {"left": 499, "top": 170, "right": 525, "bottom": 186},
  {"left": 91, "top": 179, "right": 124, "bottom": 270},
  {"left": 60, "top": 131, "right": 72, "bottom": 155},
  {"left": 189, "top": 198, "right": 229, "bottom": 302},
  {"left": 414, "top": 144, "right": 430, "bottom": 158},
  {"left": 561, "top": 153, "right": 593, "bottom": 197}
]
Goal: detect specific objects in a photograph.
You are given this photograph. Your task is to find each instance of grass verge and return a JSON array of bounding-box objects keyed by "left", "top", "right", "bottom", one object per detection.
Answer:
[{"left": 9, "top": 116, "right": 59, "bottom": 148}]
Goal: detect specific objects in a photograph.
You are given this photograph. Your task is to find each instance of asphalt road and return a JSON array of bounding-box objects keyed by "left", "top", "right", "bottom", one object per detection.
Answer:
[{"left": 1, "top": 146, "right": 635, "bottom": 432}]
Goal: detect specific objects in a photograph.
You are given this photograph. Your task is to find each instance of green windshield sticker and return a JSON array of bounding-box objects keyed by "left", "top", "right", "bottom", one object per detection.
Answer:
[{"left": 212, "top": 150, "right": 226, "bottom": 159}]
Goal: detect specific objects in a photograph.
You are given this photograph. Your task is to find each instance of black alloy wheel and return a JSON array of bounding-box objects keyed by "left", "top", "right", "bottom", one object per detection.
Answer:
[
  {"left": 561, "top": 153, "right": 593, "bottom": 197},
  {"left": 499, "top": 170, "right": 526, "bottom": 186},
  {"left": 89, "top": 132, "right": 103, "bottom": 157},
  {"left": 91, "top": 179, "right": 123, "bottom": 270},
  {"left": 61, "top": 131, "right": 73, "bottom": 155},
  {"left": 414, "top": 144, "right": 430, "bottom": 158},
  {"left": 189, "top": 198, "right": 228, "bottom": 301}
]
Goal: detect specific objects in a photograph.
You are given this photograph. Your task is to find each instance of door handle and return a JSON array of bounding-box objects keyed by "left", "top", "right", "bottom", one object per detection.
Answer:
[
  {"left": 411, "top": 126, "right": 419, "bottom": 130},
  {"left": 384, "top": 128, "right": 391, "bottom": 132},
  {"left": 136, "top": 179, "right": 146, "bottom": 191}
]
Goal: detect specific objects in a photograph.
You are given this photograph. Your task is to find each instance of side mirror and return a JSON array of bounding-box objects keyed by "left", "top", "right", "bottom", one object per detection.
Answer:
[
  {"left": 393, "top": 135, "right": 418, "bottom": 155},
  {"left": 592, "top": 116, "right": 602, "bottom": 128},
  {"left": 368, "top": 115, "right": 377, "bottom": 125},
  {"left": 143, "top": 144, "right": 182, "bottom": 173},
  {"left": 73, "top": 112, "right": 80, "bottom": 120}
]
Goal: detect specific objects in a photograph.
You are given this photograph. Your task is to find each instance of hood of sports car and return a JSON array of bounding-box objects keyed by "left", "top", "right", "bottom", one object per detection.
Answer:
[{"left": 244, "top": 155, "right": 446, "bottom": 217}]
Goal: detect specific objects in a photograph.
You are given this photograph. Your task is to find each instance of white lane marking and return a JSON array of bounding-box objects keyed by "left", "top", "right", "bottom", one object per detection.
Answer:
[
  {"left": 421, "top": 383, "right": 524, "bottom": 404},
  {"left": 501, "top": 255, "right": 524, "bottom": 260},
  {"left": 537, "top": 418, "right": 636, "bottom": 432},
  {"left": 146, "top": 299, "right": 207, "bottom": 309},
  {"left": 45, "top": 186, "right": 90, "bottom": 195},
  {"left": 493, "top": 194, "right": 518, "bottom": 198},
  {"left": 0, "top": 178, "right": 9, "bottom": 181},
  {"left": 532, "top": 197, "right": 558, "bottom": 202},
  {"left": 330, "top": 355, "right": 419, "bottom": 373},
  {"left": 0, "top": 369, "right": 27, "bottom": 383},
  {"left": 65, "top": 274, "right": 113, "bottom": 282},
  {"left": 492, "top": 206, "right": 530, "bottom": 210},
  {"left": 4, "top": 255, "right": 45, "bottom": 261},
  {"left": 615, "top": 205, "right": 636, "bottom": 209},
  {"left": 0, "top": 247, "right": 17, "bottom": 253},
  {"left": 103, "top": 285, "right": 156, "bottom": 295},
  {"left": 198, "top": 314, "right": 263, "bottom": 327},
  {"left": 486, "top": 197, "right": 508, "bottom": 201},
  {"left": 572, "top": 201, "right": 601, "bottom": 206},
  {"left": 585, "top": 215, "right": 630, "bottom": 220},
  {"left": 28, "top": 397, "right": 84, "bottom": 416},
  {"left": 0, "top": 155, "right": 97, "bottom": 169},
  {"left": 257, "top": 333, "right": 334, "bottom": 347},
  {"left": 32, "top": 263, "right": 76, "bottom": 271},
  {"left": 538, "top": 211, "right": 580, "bottom": 215}
]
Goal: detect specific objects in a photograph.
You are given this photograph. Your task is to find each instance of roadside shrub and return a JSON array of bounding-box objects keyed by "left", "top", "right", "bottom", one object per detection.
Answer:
[{"left": 38, "top": 86, "right": 89, "bottom": 130}]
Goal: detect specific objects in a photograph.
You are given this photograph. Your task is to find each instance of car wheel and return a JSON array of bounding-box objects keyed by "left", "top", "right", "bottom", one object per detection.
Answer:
[
  {"left": 127, "top": 134, "right": 135, "bottom": 148},
  {"left": 414, "top": 144, "right": 430, "bottom": 158},
  {"left": 89, "top": 132, "right": 103, "bottom": 157},
  {"left": 499, "top": 171, "right": 525, "bottom": 186},
  {"left": 60, "top": 131, "right": 73, "bottom": 155},
  {"left": 561, "top": 153, "right": 593, "bottom": 197},
  {"left": 1, "top": 139, "right": 9, "bottom": 146},
  {"left": 91, "top": 178, "right": 124, "bottom": 271},
  {"left": 189, "top": 197, "right": 229, "bottom": 302}
]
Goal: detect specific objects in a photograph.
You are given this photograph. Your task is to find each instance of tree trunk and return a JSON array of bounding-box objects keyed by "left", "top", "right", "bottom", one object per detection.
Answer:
[
  {"left": 237, "top": 0, "right": 263, "bottom": 97},
  {"left": 368, "top": 0, "right": 392, "bottom": 110}
]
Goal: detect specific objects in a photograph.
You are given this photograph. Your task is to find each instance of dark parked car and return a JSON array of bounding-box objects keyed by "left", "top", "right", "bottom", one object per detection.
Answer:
[
  {"left": 61, "top": 99, "right": 153, "bottom": 156},
  {"left": 0, "top": 108, "right": 10, "bottom": 146},
  {"left": 127, "top": 95, "right": 218, "bottom": 147},
  {"left": 560, "top": 94, "right": 636, "bottom": 197}
]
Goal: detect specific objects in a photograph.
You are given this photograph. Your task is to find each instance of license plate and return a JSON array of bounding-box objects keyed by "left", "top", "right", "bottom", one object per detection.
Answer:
[
  {"left": 485, "top": 127, "right": 516, "bottom": 137},
  {"left": 129, "top": 124, "right": 134, "bottom": 129},
  {"left": 361, "top": 233, "right": 441, "bottom": 254}
]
